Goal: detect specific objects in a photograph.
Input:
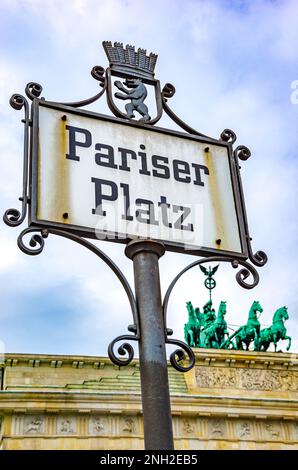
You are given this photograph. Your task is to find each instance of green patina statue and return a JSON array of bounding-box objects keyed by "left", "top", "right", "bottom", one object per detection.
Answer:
[
  {"left": 185, "top": 301, "right": 200, "bottom": 347},
  {"left": 254, "top": 306, "right": 291, "bottom": 352},
  {"left": 221, "top": 300, "right": 263, "bottom": 350},
  {"left": 184, "top": 264, "right": 291, "bottom": 352},
  {"left": 200, "top": 301, "right": 229, "bottom": 348},
  {"left": 184, "top": 300, "right": 228, "bottom": 348}
]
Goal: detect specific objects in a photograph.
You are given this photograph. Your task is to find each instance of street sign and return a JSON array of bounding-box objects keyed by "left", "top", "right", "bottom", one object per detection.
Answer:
[
  {"left": 31, "top": 100, "right": 245, "bottom": 257},
  {"left": 4, "top": 40, "right": 268, "bottom": 450}
]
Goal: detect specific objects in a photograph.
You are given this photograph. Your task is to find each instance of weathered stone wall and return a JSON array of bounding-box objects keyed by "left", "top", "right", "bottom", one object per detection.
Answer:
[{"left": 0, "top": 349, "right": 297, "bottom": 450}]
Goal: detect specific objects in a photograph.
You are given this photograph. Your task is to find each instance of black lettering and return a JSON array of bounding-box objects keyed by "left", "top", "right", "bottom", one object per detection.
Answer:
[
  {"left": 95, "top": 143, "right": 117, "bottom": 169},
  {"left": 173, "top": 159, "right": 191, "bottom": 183},
  {"left": 151, "top": 155, "right": 170, "bottom": 179},
  {"left": 173, "top": 205, "right": 194, "bottom": 232},
  {"left": 138, "top": 145, "right": 151, "bottom": 176},
  {"left": 66, "top": 125, "right": 92, "bottom": 161},
  {"left": 192, "top": 163, "right": 209, "bottom": 186},
  {"left": 91, "top": 177, "right": 118, "bottom": 216},
  {"left": 120, "top": 183, "right": 133, "bottom": 221},
  {"left": 118, "top": 147, "right": 137, "bottom": 171},
  {"left": 158, "top": 195, "right": 172, "bottom": 228},
  {"left": 135, "top": 198, "right": 158, "bottom": 225}
]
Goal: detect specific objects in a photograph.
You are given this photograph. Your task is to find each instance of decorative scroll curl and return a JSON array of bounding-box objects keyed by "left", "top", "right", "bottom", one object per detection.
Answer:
[
  {"left": 9, "top": 93, "right": 27, "bottom": 110},
  {"left": 220, "top": 128, "right": 237, "bottom": 144},
  {"left": 25, "top": 82, "right": 43, "bottom": 100},
  {"left": 165, "top": 337, "right": 195, "bottom": 372},
  {"left": 161, "top": 83, "right": 176, "bottom": 99},
  {"left": 17, "top": 227, "right": 47, "bottom": 255},
  {"left": 231, "top": 260, "right": 259, "bottom": 288},
  {"left": 3, "top": 94, "right": 30, "bottom": 227},
  {"left": 234, "top": 145, "right": 251, "bottom": 161},
  {"left": 90, "top": 65, "right": 105, "bottom": 84},
  {"left": 248, "top": 248, "right": 268, "bottom": 267},
  {"left": 108, "top": 334, "right": 139, "bottom": 367}
]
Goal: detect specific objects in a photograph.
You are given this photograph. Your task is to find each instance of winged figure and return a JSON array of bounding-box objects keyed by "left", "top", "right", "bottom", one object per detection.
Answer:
[{"left": 199, "top": 265, "right": 219, "bottom": 276}]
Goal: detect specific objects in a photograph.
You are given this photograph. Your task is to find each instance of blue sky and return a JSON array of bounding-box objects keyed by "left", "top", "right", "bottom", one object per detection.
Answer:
[{"left": 0, "top": 0, "right": 298, "bottom": 357}]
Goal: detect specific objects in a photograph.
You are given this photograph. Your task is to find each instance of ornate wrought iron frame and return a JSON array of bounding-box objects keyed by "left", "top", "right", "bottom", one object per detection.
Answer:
[
  {"left": 29, "top": 98, "right": 248, "bottom": 260},
  {"left": 3, "top": 46, "right": 267, "bottom": 373}
]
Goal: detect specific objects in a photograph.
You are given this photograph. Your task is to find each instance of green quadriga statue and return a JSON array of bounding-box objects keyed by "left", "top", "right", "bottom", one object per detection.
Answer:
[
  {"left": 255, "top": 306, "right": 291, "bottom": 352},
  {"left": 184, "top": 301, "right": 291, "bottom": 352},
  {"left": 184, "top": 264, "right": 291, "bottom": 352},
  {"left": 220, "top": 301, "right": 263, "bottom": 350},
  {"left": 185, "top": 300, "right": 229, "bottom": 349}
]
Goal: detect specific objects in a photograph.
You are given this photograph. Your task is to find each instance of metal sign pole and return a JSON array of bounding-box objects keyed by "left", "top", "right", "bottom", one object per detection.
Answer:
[{"left": 125, "top": 239, "right": 174, "bottom": 450}]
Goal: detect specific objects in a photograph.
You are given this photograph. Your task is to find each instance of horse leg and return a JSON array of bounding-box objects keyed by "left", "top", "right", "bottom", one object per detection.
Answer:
[
  {"left": 214, "top": 331, "right": 219, "bottom": 349},
  {"left": 273, "top": 333, "right": 278, "bottom": 352},
  {"left": 235, "top": 336, "right": 242, "bottom": 350},
  {"left": 284, "top": 335, "right": 291, "bottom": 351}
]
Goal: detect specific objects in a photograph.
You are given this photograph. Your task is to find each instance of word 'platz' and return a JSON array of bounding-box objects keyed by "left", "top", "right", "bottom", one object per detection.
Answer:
[{"left": 36, "top": 104, "right": 242, "bottom": 254}]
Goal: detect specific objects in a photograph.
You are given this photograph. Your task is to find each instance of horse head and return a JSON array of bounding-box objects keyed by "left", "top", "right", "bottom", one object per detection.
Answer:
[
  {"left": 273, "top": 306, "right": 289, "bottom": 323},
  {"left": 218, "top": 301, "right": 227, "bottom": 317},
  {"left": 249, "top": 300, "right": 263, "bottom": 319},
  {"left": 186, "top": 301, "right": 193, "bottom": 313}
]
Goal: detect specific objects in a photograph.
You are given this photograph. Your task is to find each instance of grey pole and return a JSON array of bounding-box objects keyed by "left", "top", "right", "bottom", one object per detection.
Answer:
[{"left": 125, "top": 239, "right": 174, "bottom": 450}]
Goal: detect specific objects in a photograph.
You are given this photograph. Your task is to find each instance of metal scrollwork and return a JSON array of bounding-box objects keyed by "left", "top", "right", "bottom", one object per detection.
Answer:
[
  {"left": 56, "top": 66, "right": 106, "bottom": 108},
  {"left": 15, "top": 226, "right": 139, "bottom": 366},
  {"left": 17, "top": 227, "right": 47, "bottom": 255},
  {"left": 248, "top": 249, "right": 268, "bottom": 267},
  {"left": 220, "top": 128, "right": 237, "bottom": 144},
  {"left": 9, "top": 93, "right": 27, "bottom": 110},
  {"left": 161, "top": 83, "right": 176, "bottom": 100},
  {"left": 3, "top": 94, "right": 30, "bottom": 227},
  {"left": 165, "top": 336, "right": 195, "bottom": 372},
  {"left": 108, "top": 334, "right": 139, "bottom": 367},
  {"left": 25, "top": 82, "right": 43, "bottom": 100},
  {"left": 234, "top": 145, "right": 251, "bottom": 161},
  {"left": 90, "top": 65, "right": 105, "bottom": 84},
  {"left": 231, "top": 260, "right": 259, "bottom": 289},
  {"left": 24, "top": 66, "right": 106, "bottom": 109},
  {"left": 233, "top": 146, "right": 268, "bottom": 268}
]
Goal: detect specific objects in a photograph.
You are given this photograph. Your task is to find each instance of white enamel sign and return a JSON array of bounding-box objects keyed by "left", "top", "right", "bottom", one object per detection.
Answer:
[{"left": 32, "top": 102, "right": 244, "bottom": 256}]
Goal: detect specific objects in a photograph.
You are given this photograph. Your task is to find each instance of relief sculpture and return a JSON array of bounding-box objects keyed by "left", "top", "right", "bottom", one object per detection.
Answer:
[
  {"left": 24, "top": 416, "right": 44, "bottom": 435},
  {"left": 196, "top": 366, "right": 297, "bottom": 392}
]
